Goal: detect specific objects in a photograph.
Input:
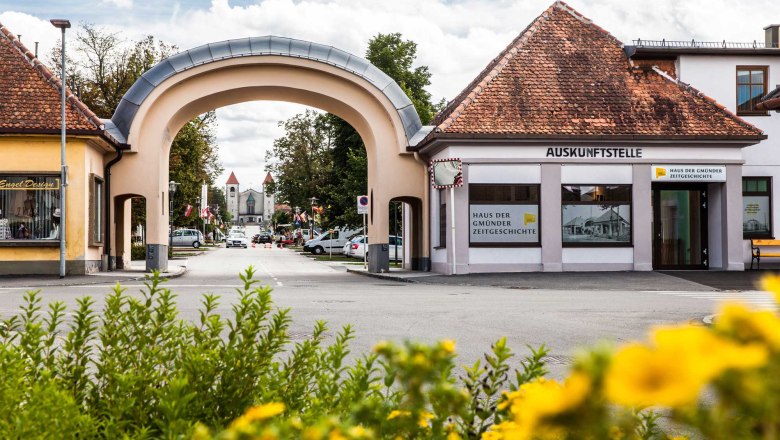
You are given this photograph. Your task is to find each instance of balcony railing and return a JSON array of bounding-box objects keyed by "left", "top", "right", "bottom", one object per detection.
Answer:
[{"left": 633, "top": 38, "right": 779, "bottom": 49}]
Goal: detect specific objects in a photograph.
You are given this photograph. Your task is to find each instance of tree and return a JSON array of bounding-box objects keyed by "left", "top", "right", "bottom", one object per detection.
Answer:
[
  {"left": 264, "top": 110, "right": 335, "bottom": 211},
  {"left": 266, "top": 33, "right": 439, "bottom": 230},
  {"left": 53, "top": 25, "right": 222, "bottom": 237}
]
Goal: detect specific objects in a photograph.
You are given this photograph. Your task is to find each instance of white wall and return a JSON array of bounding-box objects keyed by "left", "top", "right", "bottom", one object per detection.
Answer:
[{"left": 679, "top": 55, "right": 780, "bottom": 241}]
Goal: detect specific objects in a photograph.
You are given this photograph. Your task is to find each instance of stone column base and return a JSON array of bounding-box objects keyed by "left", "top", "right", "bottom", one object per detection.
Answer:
[
  {"left": 145, "top": 244, "right": 169, "bottom": 272},
  {"left": 368, "top": 243, "right": 389, "bottom": 273}
]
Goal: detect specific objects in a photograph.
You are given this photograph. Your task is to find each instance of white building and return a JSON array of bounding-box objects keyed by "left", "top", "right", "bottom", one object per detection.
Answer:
[
  {"left": 625, "top": 25, "right": 780, "bottom": 267},
  {"left": 413, "top": 2, "right": 768, "bottom": 274},
  {"left": 225, "top": 171, "right": 275, "bottom": 226}
]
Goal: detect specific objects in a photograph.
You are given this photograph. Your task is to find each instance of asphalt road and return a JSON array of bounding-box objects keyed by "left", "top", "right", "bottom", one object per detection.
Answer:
[{"left": 1, "top": 245, "right": 776, "bottom": 378}]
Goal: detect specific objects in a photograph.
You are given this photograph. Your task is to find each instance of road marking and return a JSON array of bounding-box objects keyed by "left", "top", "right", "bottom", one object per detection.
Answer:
[
  {"left": 648, "top": 290, "right": 777, "bottom": 310},
  {"left": 276, "top": 281, "right": 283, "bottom": 287}
]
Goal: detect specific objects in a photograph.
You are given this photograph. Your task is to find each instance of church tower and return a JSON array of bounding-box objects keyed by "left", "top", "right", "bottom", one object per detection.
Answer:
[
  {"left": 226, "top": 172, "right": 240, "bottom": 223},
  {"left": 262, "top": 172, "right": 275, "bottom": 223}
]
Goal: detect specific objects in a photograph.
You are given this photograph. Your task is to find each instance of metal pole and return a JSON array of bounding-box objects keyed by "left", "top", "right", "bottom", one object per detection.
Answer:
[
  {"left": 394, "top": 202, "right": 398, "bottom": 266},
  {"left": 58, "top": 25, "right": 67, "bottom": 278},
  {"left": 363, "top": 213, "right": 367, "bottom": 269},
  {"left": 450, "top": 186, "right": 456, "bottom": 275}
]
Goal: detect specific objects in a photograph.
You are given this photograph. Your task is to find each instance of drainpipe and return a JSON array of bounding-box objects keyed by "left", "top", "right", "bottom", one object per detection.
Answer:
[{"left": 104, "top": 144, "right": 124, "bottom": 271}]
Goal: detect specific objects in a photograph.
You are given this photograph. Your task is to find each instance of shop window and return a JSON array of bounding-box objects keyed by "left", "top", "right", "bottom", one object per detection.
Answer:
[
  {"left": 469, "top": 184, "right": 540, "bottom": 246},
  {"left": 736, "top": 66, "right": 768, "bottom": 115},
  {"left": 0, "top": 175, "right": 61, "bottom": 241},
  {"left": 562, "top": 185, "right": 631, "bottom": 246},
  {"left": 438, "top": 189, "right": 446, "bottom": 248},
  {"left": 89, "top": 174, "right": 104, "bottom": 246},
  {"left": 742, "top": 177, "right": 773, "bottom": 238}
]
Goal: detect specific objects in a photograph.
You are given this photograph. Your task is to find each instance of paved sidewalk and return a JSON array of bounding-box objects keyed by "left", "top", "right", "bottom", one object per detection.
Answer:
[
  {"left": 346, "top": 266, "right": 780, "bottom": 292},
  {"left": 0, "top": 260, "right": 187, "bottom": 288}
]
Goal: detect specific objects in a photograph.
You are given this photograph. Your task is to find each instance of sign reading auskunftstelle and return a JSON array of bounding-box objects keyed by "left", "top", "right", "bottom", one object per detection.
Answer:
[{"left": 469, "top": 205, "right": 539, "bottom": 244}]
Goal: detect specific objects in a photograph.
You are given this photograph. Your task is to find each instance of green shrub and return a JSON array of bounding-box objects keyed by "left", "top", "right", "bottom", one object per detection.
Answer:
[
  {"left": 3, "top": 268, "right": 710, "bottom": 439},
  {"left": 131, "top": 243, "right": 145, "bottom": 260}
]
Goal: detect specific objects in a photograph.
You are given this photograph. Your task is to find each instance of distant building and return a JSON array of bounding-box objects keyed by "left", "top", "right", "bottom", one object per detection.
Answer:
[{"left": 225, "top": 172, "right": 275, "bottom": 225}]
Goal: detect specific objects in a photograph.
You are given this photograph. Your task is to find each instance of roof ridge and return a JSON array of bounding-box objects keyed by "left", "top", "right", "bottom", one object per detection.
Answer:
[
  {"left": 431, "top": 2, "right": 561, "bottom": 133},
  {"left": 0, "top": 21, "right": 104, "bottom": 131},
  {"left": 648, "top": 65, "right": 764, "bottom": 135},
  {"left": 431, "top": 1, "right": 626, "bottom": 137}
]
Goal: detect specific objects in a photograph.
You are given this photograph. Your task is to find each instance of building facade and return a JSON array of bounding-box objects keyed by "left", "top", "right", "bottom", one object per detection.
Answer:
[
  {"left": 0, "top": 23, "right": 123, "bottom": 275},
  {"left": 414, "top": 2, "right": 767, "bottom": 274},
  {"left": 625, "top": 27, "right": 780, "bottom": 266},
  {"left": 225, "top": 171, "right": 275, "bottom": 225}
]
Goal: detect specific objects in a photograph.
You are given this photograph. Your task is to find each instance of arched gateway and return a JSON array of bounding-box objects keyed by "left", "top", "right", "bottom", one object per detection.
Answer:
[{"left": 106, "top": 36, "right": 431, "bottom": 273}]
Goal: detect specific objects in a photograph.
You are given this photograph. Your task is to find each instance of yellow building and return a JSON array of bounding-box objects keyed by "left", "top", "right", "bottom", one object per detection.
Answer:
[{"left": 0, "top": 23, "right": 123, "bottom": 275}]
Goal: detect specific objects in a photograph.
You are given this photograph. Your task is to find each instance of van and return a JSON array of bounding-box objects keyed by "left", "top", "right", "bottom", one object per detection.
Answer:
[
  {"left": 171, "top": 228, "right": 204, "bottom": 248},
  {"left": 303, "top": 227, "right": 361, "bottom": 255}
]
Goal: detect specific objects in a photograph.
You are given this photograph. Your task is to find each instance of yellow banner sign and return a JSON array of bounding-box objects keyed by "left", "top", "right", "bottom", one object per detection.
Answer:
[{"left": 0, "top": 179, "right": 60, "bottom": 190}]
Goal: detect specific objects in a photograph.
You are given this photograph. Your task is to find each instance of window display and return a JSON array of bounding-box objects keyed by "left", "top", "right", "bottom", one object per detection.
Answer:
[
  {"left": 0, "top": 175, "right": 61, "bottom": 241},
  {"left": 469, "top": 184, "right": 540, "bottom": 245},
  {"left": 562, "top": 185, "right": 631, "bottom": 245},
  {"left": 742, "top": 177, "right": 772, "bottom": 238}
]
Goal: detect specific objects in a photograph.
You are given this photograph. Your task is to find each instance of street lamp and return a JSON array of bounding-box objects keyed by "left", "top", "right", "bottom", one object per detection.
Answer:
[
  {"left": 51, "top": 18, "right": 70, "bottom": 278},
  {"left": 168, "top": 181, "right": 179, "bottom": 249},
  {"left": 309, "top": 197, "right": 318, "bottom": 239}
]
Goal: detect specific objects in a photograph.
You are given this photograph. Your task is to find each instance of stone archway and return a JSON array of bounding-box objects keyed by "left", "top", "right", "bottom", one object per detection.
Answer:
[{"left": 106, "top": 37, "right": 430, "bottom": 273}]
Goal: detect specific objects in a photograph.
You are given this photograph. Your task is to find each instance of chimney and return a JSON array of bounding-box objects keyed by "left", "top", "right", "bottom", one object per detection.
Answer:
[{"left": 766, "top": 24, "right": 780, "bottom": 48}]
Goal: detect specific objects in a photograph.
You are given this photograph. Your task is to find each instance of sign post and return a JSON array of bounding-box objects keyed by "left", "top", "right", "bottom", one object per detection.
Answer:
[
  {"left": 357, "top": 195, "right": 369, "bottom": 269},
  {"left": 430, "top": 159, "right": 464, "bottom": 275}
]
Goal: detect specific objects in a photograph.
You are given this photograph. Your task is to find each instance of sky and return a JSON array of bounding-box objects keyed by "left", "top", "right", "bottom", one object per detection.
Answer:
[{"left": 1, "top": 0, "right": 776, "bottom": 190}]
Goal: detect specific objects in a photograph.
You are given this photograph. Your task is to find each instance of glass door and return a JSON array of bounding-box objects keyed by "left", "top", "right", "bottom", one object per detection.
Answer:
[{"left": 652, "top": 184, "right": 708, "bottom": 269}]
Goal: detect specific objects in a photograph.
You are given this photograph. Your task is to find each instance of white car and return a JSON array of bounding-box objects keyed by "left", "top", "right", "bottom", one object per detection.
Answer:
[
  {"left": 226, "top": 232, "right": 248, "bottom": 248},
  {"left": 348, "top": 235, "right": 402, "bottom": 261}
]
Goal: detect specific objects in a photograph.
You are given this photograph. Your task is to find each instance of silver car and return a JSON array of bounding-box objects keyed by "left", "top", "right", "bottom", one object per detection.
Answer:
[{"left": 171, "top": 229, "right": 204, "bottom": 248}]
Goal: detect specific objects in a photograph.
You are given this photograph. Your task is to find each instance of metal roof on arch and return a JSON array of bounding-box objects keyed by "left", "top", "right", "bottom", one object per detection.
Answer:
[{"left": 106, "top": 36, "right": 423, "bottom": 146}]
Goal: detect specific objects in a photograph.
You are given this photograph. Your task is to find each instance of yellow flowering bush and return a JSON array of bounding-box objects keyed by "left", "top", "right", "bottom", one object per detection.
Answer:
[
  {"left": 3, "top": 268, "right": 780, "bottom": 439},
  {"left": 209, "top": 274, "right": 780, "bottom": 440}
]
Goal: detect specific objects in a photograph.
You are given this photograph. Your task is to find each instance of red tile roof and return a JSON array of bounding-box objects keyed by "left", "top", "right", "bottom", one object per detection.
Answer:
[
  {"left": 263, "top": 172, "right": 274, "bottom": 184},
  {"left": 422, "top": 1, "right": 764, "bottom": 146},
  {"left": 226, "top": 171, "right": 239, "bottom": 185},
  {"left": 0, "top": 21, "right": 104, "bottom": 133}
]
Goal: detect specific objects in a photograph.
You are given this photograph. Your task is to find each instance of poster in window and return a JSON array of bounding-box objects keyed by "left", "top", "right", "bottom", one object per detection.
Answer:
[
  {"left": 743, "top": 196, "right": 771, "bottom": 235},
  {"left": 469, "top": 204, "right": 539, "bottom": 244},
  {"left": 562, "top": 205, "right": 631, "bottom": 243}
]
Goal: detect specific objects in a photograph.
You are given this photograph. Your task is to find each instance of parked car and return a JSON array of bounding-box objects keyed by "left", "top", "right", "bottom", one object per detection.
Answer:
[
  {"left": 349, "top": 235, "right": 402, "bottom": 261},
  {"left": 253, "top": 233, "right": 272, "bottom": 244},
  {"left": 303, "top": 227, "right": 362, "bottom": 255},
  {"left": 170, "top": 229, "right": 204, "bottom": 248},
  {"left": 226, "top": 232, "right": 248, "bottom": 248}
]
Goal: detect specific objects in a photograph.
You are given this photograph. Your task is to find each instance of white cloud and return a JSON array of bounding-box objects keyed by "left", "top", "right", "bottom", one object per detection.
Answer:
[{"left": 101, "top": 0, "right": 133, "bottom": 9}]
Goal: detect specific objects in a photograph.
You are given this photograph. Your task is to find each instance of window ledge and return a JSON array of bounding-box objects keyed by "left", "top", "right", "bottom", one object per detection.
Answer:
[{"left": 0, "top": 240, "right": 60, "bottom": 247}]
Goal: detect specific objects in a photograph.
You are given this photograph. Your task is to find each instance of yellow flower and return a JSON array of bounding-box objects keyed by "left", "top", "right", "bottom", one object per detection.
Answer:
[
  {"left": 653, "top": 325, "right": 768, "bottom": 376},
  {"left": 243, "top": 402, "right": 285, "bottom": 422},
  {"left": 481, "top": 429, "right": 505, "bottom": 440},
  {"left": 760, "top": 274, "right": 780, "bottom": 303},
  {"left": 346, "top": 425, "right": 373, "bottom": 439},
  {"left": 605, "top": 343, "right": 704, "bottom": 408},
  {"left": 447, "top": 431, "right": 462, "bottom": 440},
  {"left": 303, "top": 426, "right": 326, "bottom": 440},
  {"left": 230, "top": 402, "right": 285, "bottom": 430},
  {"left": 387, "top": 410, "right": 411, "bottom": 420},
  {"left": 329, "top": 429, "right": 347, "bottom": 440},
  {"left": 412, "top": 352, "right": 429, "bottom": 367},
  {"left": 716, "top": 303, "right": 780, "bottom": 351},
  {"left": 418, "top": 411, "right": 434, "bottom": 428},
  {"left": 372, "top": 340, "right": 389, "bottom": 353},
  {"left": 441, "top": 339, "right": 456, "bottom": 354}
]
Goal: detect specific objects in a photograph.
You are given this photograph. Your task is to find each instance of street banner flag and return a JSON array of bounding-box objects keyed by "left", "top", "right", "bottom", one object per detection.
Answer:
[
  {"left": 201, "top": 183, "right": 208, "bottom": 211},
  {"left": 301, "top": 212, "right": 308, "bottom": 223},
  {"left": 200, "top": 207, "right": 209, "bottom": 219},
  {"left": 184, "top": 204, "right": 193, "bottom": 217}
]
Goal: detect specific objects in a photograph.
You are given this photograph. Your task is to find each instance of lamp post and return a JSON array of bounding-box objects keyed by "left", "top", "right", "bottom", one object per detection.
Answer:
[
  {"left": 309, "top": 197, "right": 318, "bottom": 240},
  {"left": 168, "top": 181, "right": 179, "bottom": 249},
  {"left": 51, "top": 18, "right": 70, "bottom": 278}
]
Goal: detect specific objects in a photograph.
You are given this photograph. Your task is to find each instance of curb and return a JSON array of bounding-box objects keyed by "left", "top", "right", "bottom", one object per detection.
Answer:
[
  {"left": 345, "top": 267, "right": 419, "bottom": 284},
  {"left": 0, "top": 265, "right": 188, "bottom": 289}
]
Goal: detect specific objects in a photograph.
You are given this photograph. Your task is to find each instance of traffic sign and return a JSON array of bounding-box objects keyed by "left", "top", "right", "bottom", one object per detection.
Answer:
[{"left": 357, "top": 195, "right": 369, "bottom": 214}]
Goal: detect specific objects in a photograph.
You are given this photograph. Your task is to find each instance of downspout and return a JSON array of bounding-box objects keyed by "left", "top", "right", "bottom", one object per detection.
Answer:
[{"left": 104, "top": 144, "right": 125, "bottom": 271}]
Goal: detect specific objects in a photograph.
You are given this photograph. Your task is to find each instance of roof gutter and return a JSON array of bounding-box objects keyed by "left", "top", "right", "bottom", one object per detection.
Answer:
[{"left": 103, "top": 142, "right": 130, "bottom": 271}]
